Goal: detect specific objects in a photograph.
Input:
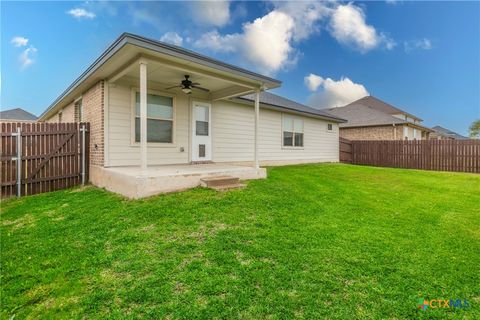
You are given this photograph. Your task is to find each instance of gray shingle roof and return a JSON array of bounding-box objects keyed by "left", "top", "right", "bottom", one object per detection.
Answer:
[
  {"left": 327, "top": 104, "right": 406, "bottom": 127},
  {"left": 344, "top": 96, "right": 422, "bottom": 121},
  {"left": 432, "top": 125, "right": 468, "bottom": 140},
  {"left": 237, "top": 92, "right": 346, "bottom": 122},
  {"left": 0, "top": 108, "right": 37, "bottom": 121}
]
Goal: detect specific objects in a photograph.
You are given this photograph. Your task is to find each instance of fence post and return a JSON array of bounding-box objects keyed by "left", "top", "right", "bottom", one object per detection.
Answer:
[
  {"left": 13, "top": 127, "right": 22, "bottom": 197},
  {"left": 80, "top": 124, "right": 87, "bottom": 185}
]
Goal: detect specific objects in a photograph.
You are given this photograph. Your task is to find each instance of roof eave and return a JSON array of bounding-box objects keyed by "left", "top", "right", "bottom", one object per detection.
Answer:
[{"left": 233, "top": 97, "right": 347, "bottom": 123}]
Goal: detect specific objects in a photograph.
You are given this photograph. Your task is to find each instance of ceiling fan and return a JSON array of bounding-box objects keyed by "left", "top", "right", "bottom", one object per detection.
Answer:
[{"left": 165, "top": 75, "right": 209, "bottom": 94}]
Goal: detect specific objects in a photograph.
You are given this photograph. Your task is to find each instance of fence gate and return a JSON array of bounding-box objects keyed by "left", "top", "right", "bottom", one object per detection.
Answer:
[{"left": 1, "top": 122, "right": 90, "bottom": 198}]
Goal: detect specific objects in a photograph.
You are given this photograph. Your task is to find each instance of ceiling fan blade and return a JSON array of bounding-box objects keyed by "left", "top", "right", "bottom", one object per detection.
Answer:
[
  {"left": 191, "top": 82, "right": 201, "bottom": 86},
  {"left": 165, "top": 85, "right": 181, "bottom": 90},
  {"left": 191, "top": 85, "right": 210, "bottom": 92}
]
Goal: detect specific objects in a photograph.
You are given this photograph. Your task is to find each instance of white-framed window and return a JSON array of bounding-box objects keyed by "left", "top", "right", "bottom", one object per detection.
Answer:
[
  {"left": 327, "top": 123, "right": 333, "bottom": 132},
  {"left": 282, "top": 115, "right": 304, "bottom": 147},
  {"left": 413, "top": 128, "right": 417, "bottom": 140},
  {"left": 58, "top": 111, "right": 63, "bottom": 123},
  {"left": 74, "top": 98, "right": 82, "bottom": 122},
  {"left": 403, "top": 126, "right": 409, "bottom": 140},
  {"left": 133, "top": 91, "right": 175, "bottom": 144}
]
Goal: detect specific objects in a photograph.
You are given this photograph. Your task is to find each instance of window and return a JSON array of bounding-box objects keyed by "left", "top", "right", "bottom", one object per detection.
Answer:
[
  {"left": 327, "top": 123, "right": 333, "bottom": 131},
  {"left": 134, "top": 92, "right": 174, "bottom": 143},
  {"left": 195, "top": 106, "right": 209, "bottom": 136},
  {"left": 283, "top": 116, "right": 304, "bottom": 147},
  {"left": 74, "top": 99, "right": 82, "bottom": 122}
]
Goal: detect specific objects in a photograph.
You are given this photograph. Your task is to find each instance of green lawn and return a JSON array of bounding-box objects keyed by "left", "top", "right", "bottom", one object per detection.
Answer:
[{"left": 1, "top": 164, "right": 479, "bottom": 319}]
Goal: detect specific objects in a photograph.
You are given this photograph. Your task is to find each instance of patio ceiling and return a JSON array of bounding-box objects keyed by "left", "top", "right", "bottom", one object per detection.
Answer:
[{"left": 110, "top": 55, "right": 255, "bottom": 101}]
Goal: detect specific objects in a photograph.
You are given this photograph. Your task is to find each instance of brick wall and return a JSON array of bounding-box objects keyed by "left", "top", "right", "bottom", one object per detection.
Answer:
[
  {"left": 82, "top": 81, "right": 104, "bottom": 167},
  {"left": 340, "top": 125, "right": 405, "bottom": 140}
]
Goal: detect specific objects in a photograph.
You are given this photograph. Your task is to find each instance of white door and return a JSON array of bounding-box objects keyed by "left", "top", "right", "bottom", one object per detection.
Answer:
[{"left": 191, "top": 101, "right": 212, "bottom": 162}]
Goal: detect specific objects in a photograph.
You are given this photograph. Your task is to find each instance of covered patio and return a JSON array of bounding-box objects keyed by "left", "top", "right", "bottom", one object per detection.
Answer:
[{"left": 92, "top": 163, "right": 266, "bottom": 199}]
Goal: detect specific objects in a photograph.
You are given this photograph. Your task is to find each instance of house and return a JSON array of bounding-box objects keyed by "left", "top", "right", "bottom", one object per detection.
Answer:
[
  {"left": 430, "top": 125, "right": 469, "bottom": 140},
  {"left": 0, "top": 108, "right": 37, "bottom": 122},
  {"left": 327, "top": 96, "right": 433, "bottom": 141},
  {"left": 38, "top": 33, "right": 345, "bottom": 198}
]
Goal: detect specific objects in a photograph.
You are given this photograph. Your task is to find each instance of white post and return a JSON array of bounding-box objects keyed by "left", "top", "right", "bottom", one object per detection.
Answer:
[
  {"left": 80, "top": 124, "right": 86, "bottom": 185},
  {"left": 139, "top": 61, "right": 148, "bottom": 171},
  {"left": 254, "top": 89, "right": 260, "bottom": 169},
  {"left": 15, "top": 127, "right": 22, "bottom": 197}
]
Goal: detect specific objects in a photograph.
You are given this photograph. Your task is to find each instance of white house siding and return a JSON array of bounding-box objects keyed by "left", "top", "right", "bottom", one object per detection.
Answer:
[
  {"left": 107, "top": 86, "right": 340, "bottom": 166},
  {"left": 107, "top": 83, "right": 190, "bottom": 166},
  {"left": 258, "top": 108, "right": 339, "bottom": 163},
  {"left": 212, "top": 101, "right": 255, "bottom": 162},
  {"left": 212, "top": 101, "right": 339, "bottom": 164}
]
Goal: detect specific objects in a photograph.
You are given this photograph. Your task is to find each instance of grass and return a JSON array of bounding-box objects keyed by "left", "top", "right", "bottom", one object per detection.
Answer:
[{"left": 1, "top": 163, "right": 479, "bottom": 319}]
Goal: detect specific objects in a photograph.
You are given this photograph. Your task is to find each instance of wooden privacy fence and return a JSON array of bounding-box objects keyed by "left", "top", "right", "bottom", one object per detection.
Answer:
[
  {"left": 339, "top": 137, "right": 353, "bottom": 163},
  {"left": 340, "top": 139, "right": 480, "bottom": 173},
  {"left": 1, "top": 122, "right": 90, "bottom": 198}
]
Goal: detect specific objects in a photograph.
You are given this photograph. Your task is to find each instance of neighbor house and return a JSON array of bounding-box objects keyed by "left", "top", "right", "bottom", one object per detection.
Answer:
[
  {"left": 327, "top": 96, "right": 432, "bottom": 140},
  {"left": 38, "top": 33, "right": 345, "bottom": 198},
  {"left": 0, "top": 108, "right": 37, "bottom": 122},
  {"left": 430, "top": 125, "right": 469, "bottom": 140}
]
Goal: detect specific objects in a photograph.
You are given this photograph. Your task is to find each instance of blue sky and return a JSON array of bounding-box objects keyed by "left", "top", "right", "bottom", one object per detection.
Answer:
[{"left": 2, "top": 1, "right": 479, "bottom": 135}]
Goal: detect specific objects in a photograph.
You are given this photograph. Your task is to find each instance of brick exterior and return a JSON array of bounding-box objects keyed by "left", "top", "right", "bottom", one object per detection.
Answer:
[
  {"left": 82, "top": 81, "right": 105, "bottom": 167},
  {"left": 340, "top": 125, "right": 404, "bottom": 140}
]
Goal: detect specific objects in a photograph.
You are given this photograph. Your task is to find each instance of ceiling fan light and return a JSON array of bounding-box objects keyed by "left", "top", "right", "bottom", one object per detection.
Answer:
[{"left": 182, "top": 87, "right": 192, "bottom": 94}]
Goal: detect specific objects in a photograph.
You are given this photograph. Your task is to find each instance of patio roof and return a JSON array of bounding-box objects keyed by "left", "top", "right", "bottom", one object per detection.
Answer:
[{"left": 39, "top": 33, "right": 281, "bottom": 121}]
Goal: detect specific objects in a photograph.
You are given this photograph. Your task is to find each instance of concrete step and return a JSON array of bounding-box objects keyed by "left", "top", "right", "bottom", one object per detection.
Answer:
[
  {"left": 210, "top": 183, "right": 246, "bottom": 191},
  {"left": 200, "top": 175, "right": 240, "bottom": 188}
]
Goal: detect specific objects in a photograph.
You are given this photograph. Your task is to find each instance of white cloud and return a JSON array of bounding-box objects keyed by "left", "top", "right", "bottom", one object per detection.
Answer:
[
  {"left": 19, "top": 46, "right": 37, "bottom": 70},
  {"left": 160, "top": 32, "right": 184, "bottom": 46},
  {"left": 404, "top": 38, "right": 432, "bottom": 52},
  {"left": 304, "top": 73, "right": 324, "bottom": 91},
  {"left": 306, "top": 74, "right": 369, "bottom": 108},
  {"left": 242, "top": 11, "right": 296, "bottom": 72},
  {"left": 194, "top": 3, "right": 329, "bottom": 74},
  {"left": 329, "top": 3, "right": 394, "bottom": 52},
  {"left": 195, "top": 10, "right": 296, "bottom": 73},
  {"left": 67, "top": 8, "right": 96, "bottom": 19},
  {"left": 195, "top": 30, "right": 238, "bottom": 52},
  {"left": 190, "top": 1, "right": 231, "bottom": 27},
  {"left": 11, "top": 36, "right": 28, "bottom": 47},
  {"left": 274, "top": 1, "right": 331, "bottom": 41}
]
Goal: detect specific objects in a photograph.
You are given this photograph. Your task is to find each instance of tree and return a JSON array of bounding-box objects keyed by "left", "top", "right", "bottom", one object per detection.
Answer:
[{"left": 469, "top": 119, "right": 480, "bottom": 139}]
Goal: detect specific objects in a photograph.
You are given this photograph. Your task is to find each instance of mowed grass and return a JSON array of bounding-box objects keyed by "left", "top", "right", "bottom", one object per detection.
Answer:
[{"left": 1, "top": 164, "right": 479, "bottom": 319}]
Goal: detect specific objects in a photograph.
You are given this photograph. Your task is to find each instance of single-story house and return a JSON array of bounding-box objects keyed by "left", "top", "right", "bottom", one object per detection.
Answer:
[
  {"left": 327, "top": 96, "right": 433, "bottom": 140},
  {"left": 430, "top": 125, "right": 469, "bottom": 140},
  {"left": 38, "top": 33, "right": 345, "bottom": 198},
  {"left": 0, "top": 108, "right": 37, "bottom": 122}
]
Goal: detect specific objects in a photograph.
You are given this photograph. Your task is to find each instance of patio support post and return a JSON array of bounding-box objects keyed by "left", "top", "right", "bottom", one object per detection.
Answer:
[
  {"left": 139, "top": 60, "right": 148, "bottom": 171},
  {"left": 254, "top": 89, "right": 260, "bottom": 169}
]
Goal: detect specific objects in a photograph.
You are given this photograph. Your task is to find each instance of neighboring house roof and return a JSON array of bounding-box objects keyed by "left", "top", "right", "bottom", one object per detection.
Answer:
[
  {"left": 431, "top": 125, "right": 469, "bottom": 140},
  {"left": 39, "top": 32, "right": 281, "bottom": 120},
  {"left": 0, "top": 108, "right": 37, "bottom": 121},
  {"left": 327, "top": 103, "right": 433, "bottom": 131},
  {"left": 236, "top": 92, "right": 346, "bottom": 123},
  {"left": 344, "top": 96, "right": 422, "bottom": 121}
]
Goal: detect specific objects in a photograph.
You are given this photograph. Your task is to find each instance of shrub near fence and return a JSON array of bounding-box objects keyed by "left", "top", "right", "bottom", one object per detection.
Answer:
[
  {"left": 340, "top": 139, "right": 479, "bottom": 173},
  {"left": 1, "top": 122, "right": 90, "bottom": 198}
]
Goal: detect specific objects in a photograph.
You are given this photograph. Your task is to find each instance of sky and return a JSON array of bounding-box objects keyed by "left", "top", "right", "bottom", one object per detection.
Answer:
[{"left": 2, "top": 1, "right": 479, "bottom": 135}]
